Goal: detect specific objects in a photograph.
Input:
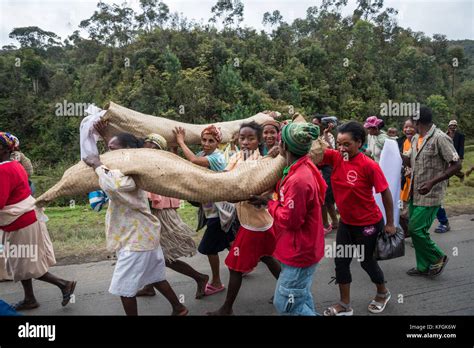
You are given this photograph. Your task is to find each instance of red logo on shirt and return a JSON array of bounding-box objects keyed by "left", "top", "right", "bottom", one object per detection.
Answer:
[{"left": 347, "top": 170, "right": 358, "bottom": 185}]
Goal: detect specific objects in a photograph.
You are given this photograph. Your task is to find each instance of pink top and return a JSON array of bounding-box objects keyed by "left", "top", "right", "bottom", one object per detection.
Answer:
[{"left": 147, "top": 192, "right": 180, "bottom": 210}]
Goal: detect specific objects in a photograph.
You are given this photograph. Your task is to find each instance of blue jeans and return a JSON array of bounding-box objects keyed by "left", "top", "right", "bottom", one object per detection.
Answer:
[
  {"left": 273, "top": 263, "right": 318, "bottom": 316},
  {"left": 437, "top": 206, "right": 448, "bottom": 225}
]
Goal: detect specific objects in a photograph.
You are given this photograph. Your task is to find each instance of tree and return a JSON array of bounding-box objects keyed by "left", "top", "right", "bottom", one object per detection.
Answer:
[
  {"left": 353, "top": 0, "right": 384, "bottom": 21},
  {"left": 135, "top": 0, "right": 170, "bottom": 33},
  {"left": 216, "top": 63, "right": 242, "bottom": 103},
  {"left": 262, "top": 10, "right": 283, "bottom": 28},
  {"left": 426, "top": 94, "right": 450, "bottom": 127},
  {"left": 79, "top": 2, "right": 136, "bottom": 46},
  {"left": 9, "top": 26, "right": 61, "bottom": 49},
  {"left": 209, "top": 0, "right": 244, "bottom": 28}
]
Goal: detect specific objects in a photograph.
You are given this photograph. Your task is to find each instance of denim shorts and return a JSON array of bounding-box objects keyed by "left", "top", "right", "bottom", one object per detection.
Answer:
[{"left": 273, "top": 262, "right": 319, "bottom": 316}]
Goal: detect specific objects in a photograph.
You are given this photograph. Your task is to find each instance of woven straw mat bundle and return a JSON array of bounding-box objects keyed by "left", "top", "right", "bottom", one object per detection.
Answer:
[
  {"left": 35, "top": 107, "right": 327, "bottom": 206},
  {"left": 101, "top": 101, "right": 276, "bottom": 145}
]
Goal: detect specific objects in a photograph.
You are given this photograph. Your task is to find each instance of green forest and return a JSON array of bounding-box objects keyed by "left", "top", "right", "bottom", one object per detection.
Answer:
[{"left": 1, "top": 0, "right": 473, "bottom": 166}]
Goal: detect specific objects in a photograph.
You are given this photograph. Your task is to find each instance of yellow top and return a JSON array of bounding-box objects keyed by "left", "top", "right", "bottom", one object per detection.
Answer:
[{"left": 225, "top": 150, "right": 273, "bottom": 231}]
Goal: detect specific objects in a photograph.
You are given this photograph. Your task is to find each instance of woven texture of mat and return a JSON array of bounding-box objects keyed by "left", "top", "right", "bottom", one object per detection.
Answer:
[
  {"left": 35, "top": 139, "right": 326, "bottom": 207},
  {"left": 102, "top": 101, "right": 275, "bottom": 145}
]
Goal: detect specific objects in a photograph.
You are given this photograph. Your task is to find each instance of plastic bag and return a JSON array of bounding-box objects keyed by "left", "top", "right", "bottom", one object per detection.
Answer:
[
  {"left": 0, "top": 300, "right": 20, "bottom": 316},
  {"left": 374, "top": 227, "right": 405, "bottom": 260}
]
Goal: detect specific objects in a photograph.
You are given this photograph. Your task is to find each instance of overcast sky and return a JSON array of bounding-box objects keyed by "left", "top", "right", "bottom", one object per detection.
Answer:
[{"left": 1, "top": 0, "right": 473, "bottom": 47}]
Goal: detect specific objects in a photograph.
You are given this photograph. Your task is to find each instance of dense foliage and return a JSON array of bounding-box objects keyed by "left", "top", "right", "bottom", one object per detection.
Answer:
[{"left": 1, "top": 0, "right": 472, "bottom": 165}]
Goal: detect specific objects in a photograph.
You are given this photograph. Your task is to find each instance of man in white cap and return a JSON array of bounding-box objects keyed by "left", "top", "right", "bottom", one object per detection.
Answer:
[{"left": 434, "top": 119, "right": 465, "bottom": 233}]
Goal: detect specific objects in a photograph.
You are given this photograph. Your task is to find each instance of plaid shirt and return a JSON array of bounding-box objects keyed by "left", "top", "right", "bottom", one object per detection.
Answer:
[{"left": 410, "top": 124, "right": 460, "bottom": 207}]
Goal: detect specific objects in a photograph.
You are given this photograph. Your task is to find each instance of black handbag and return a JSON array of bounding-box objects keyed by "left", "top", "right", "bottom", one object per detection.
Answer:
[{"left": 374, "top": 227, "right": 405, "bottom": 260}]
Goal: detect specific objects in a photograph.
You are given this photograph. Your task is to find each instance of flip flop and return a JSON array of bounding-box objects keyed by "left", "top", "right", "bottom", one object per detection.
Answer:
[
  {"left": 204, "top": 283, "right": 225, "bottom": 296},
  {"left": 428, "top": 256, "right": 449, "bottom": 277},
  {"left": 61, "top": 280, "right": 77, "bottom": 306}
]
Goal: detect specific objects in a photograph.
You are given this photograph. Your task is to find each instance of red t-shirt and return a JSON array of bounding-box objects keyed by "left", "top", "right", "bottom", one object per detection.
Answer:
[
  {"left": 320, "top": 149, "right": 388, "bottom": 226},
  {"left": 268, "top": 156, "right": 327, "bottom": 268},
  {"left": 0, "top": 161, "right": 37, "bottom": 231}
]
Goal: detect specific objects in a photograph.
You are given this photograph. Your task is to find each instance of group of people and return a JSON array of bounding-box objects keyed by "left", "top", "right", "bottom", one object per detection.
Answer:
[{"left": 0, "top": 104, "right": 467, "bottom": 316}]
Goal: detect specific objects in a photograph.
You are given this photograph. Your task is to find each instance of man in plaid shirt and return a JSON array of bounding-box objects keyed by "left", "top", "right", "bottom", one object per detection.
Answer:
[{"left": 405, "top": 106, "right": 461, "bottom": 277}]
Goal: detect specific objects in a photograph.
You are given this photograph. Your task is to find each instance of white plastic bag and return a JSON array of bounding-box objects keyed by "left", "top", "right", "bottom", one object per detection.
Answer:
[{"left": 80, "top": 105, "right": 106, "bottom": 160}]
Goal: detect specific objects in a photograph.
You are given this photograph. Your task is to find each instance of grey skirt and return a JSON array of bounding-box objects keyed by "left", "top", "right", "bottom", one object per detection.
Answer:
[{"left": 151, "top": 208, "right": 197, "bottom": 262}]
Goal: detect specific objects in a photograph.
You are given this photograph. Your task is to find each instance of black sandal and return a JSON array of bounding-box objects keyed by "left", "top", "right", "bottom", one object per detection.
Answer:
[
  {"left": 61, "top": 280, "right": 77, "bottom": 306},
  {"left": 406, "top": 268, "right": 429, "bottom": 276}
]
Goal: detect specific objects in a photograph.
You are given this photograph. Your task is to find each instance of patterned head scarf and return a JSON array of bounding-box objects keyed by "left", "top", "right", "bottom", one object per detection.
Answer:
[
  {"left": 0, "top": 132, "right": 15, "bottom": 151},
  {"left": 144, "top": 133, "right": 167, "bottom": 150},
  {"left": 262, "top": 120, "right": 281, "bottom": 132},
  {"left": 201, "top": 125, "right": 223, "bottom": 144},
  {"left": 281, "top": 122, "right": 320, "bottom": 156},
  {"left": 10, "top": 134, "right": 20, "bottom": 150}
]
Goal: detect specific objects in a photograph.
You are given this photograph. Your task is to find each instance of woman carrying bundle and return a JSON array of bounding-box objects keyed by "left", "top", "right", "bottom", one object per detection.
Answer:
[
  {"left": 84, "top": 132, "right": 187, "bottom": 316},
  {"left": 135, "top": 133, "right": 209, "bottom": 299},
  {"left": 261, "top": 120, "right": 281, "bottom": 157},
  {"left": 248, "top": 122, "right": 326, "bottom": 316},
  {"left": 207, "top": 121, "right": 281, "bottom": 316},
  {"left": 174, "top": 125, "right": 233, "bottom": 296}
]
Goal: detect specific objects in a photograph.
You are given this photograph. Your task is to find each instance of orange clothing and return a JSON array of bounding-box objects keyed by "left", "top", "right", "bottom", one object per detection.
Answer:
[{"left": 400, "top": 138, "right": 412, "bottom": 202}]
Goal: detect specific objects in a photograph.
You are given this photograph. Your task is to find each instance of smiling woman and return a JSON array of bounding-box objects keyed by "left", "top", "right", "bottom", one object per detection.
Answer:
[
  {"left": 261, "top": 120, "right": 280, "bottom": 156},
  {"left": 321, "top": 121, "right": 395, "bottom": 316}
]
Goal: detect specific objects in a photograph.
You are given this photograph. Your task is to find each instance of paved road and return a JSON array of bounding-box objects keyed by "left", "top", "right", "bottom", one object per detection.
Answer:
[{"left": 1, "top": 214, "right": 473, "bottom": 316}]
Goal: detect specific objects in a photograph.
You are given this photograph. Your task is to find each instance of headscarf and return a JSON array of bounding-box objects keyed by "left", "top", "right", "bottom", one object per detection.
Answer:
[
  {"left": 262, "top": 120, "right": 281, "bottom": 132},
  {"left": 364, "top": 116, "right": 383, "bottom": 129},
  {"left": 0, "top": 132, "right": 15, "bottom": 151},
  {"left": 144, "top": 133, "right": 167, "bottom": 150},
  {"left": 201, "top": 125, "right": 223, "bottom": 144},
  {"left": 281, "top": 122, "right": 320, "bottom": 156},
  {"left": 10, "top": 134, "right": 20, "bottom": 151}
]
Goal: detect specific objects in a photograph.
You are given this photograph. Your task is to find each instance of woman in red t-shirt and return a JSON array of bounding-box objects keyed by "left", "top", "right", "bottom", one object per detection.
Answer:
[
  {"left": 321, "top": 122, "right": 396, "bottom": 316},
  {"left": 0, "top": 132, "right": 76, "bottom": 311}
]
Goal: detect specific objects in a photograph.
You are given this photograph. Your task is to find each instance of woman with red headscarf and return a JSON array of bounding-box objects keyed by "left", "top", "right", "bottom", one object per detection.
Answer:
[
  {"left": 0, "top": 132, "right": 77, "bottom": 311},
  {"left": 174, "top": 125, "right": 236, "bottom": 296}
]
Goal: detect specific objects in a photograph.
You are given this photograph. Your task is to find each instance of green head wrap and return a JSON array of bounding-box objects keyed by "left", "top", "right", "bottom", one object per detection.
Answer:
[{"left": 281, "top": 122, "right": 320, "bottom": 156}]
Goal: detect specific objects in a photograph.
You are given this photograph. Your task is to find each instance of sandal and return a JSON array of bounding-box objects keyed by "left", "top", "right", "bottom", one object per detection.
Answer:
[
  {"left": 368, "top": 290, "right": 391, "bottom": 314},
  {"left": 204, "top": 283, "right": 225, "bottom": 296},
  {"left": 324, "top": 301, "right": 353, "bottom": 316},
  {"left": 428, "top": 255, "right": 449, "bottom": 277},
  {"left": 406, "top": 267, "right": 428, "bottom": 276},
  {"left": 13, "top": 300, "right": 39, "bottom": 311},
  {"left": 61, "top": 280, "right": 77, "bottom": 306}
]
